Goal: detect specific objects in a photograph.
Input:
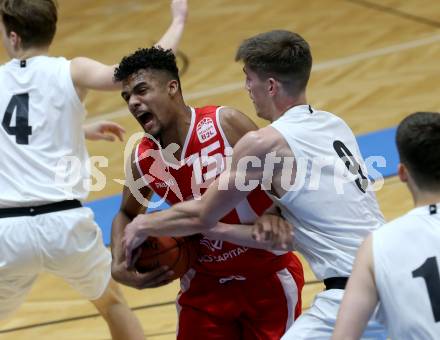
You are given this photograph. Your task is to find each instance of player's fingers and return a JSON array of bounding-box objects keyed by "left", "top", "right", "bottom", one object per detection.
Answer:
[
  {"left": 137, "top": 265, "right": 168, "bottom": 281},
  {"left": 280, "top": 223, "right": 294, "bottom": 249},
  {"left": 139, "top": 268, "right": 175, "bottom": 289},
  {"left": 125, "top": 244, "right": 136, "bottom": 269},
  {"left": 101, "top": 121, "right": 126, "bottom": 132},
  {"left": 98, "top": 133, "right": 116, "bottom": 142},
  {"left": 269, "top": 221, "right": 284, "bottom": 248},
  {"left": 252, "top": 223, "right": 263, "bottom": 241},
  {"left": 131, "top": 247, "right": 142, "bottom": 266},
  {"left": 262, "top": 219, "right": 274, "bottom": 241},
  {"left": 141, "top": 278, "right": 173, "bottom": 289},
  {"left": 101, "top": 122, "right": 126, "bottom": 141},
  {"left": 107, "top": 127, "right": 125, "bottom": 141}
]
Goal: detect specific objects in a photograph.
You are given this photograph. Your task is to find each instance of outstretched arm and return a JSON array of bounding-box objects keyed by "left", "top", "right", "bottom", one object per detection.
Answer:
[
  {"left": 70, "top": 0, "right": 188, "bottom": 94},
  {"left": 332, "top": 235, "right": 378, "bottom": 340},
  {"left": 205, "top": 207, "right": 294, "bottom": 251},
  {"left": 155, "top": 0, "right": 188, "bottom": 52}
]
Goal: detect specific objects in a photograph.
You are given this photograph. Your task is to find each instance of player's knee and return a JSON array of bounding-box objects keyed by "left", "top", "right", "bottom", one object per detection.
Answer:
[{"left": 91, "top": 279, "right": 127, "bottom": 318}]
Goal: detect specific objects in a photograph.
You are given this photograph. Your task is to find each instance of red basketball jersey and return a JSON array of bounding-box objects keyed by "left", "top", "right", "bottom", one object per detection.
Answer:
[{"left": 136, "top": 106, "right": 295, "bottom": 277}]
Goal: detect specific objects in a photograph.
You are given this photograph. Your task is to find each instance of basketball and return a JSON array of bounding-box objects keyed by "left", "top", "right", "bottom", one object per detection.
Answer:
[{"left": 134, "top": 236, "right": 197, "bottom": 280}]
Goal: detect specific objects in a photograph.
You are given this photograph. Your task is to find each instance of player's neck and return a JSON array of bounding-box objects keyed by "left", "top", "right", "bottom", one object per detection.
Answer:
[
  {"left": 271, "top": 93, "right": 308, "bottom": 122},
  {"left": 160, "top": 105, "right": 192, "bottom": 157},
  {"left": 11, "top": 46, "right": 49, "bottom": 60},
  {"left": 413, "top": 191, "right": 440, "bottom": 208}
]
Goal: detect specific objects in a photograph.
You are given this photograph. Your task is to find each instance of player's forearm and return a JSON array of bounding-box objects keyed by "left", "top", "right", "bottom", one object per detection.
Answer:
[
  {"left": 332, "top": 290, "right": 378, "bottom": 339},
  {"left": 135, "top": 200, "right": 210, "bottom": 237},
  {"left": 332, "top": 299, "right": 374, "bottom": 340},
  {"left": 155, "top": 19, "right": 185, "bottom": 53},
  {"left": 111, "top": 212, "right": 131, "bottom": 263},
  {"left": 205, "top": 223, "right": 288, "bottom": 251}
]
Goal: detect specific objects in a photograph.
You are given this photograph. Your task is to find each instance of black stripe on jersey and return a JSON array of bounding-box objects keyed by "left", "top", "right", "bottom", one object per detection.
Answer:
[{"left": 429, "top": 204, "right": 437, "bottom": 215}]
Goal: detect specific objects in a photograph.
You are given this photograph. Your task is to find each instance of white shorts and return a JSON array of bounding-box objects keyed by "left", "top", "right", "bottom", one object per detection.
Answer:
[
  {"left": 0, "top": 207, "right": 111, "bottom": 320},
  {"left": 282, "top": 289, "right": 387, "bottom": 340}
]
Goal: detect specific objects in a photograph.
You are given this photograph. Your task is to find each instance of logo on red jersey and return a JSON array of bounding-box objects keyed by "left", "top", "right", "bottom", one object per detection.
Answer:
[
  {"left": 200, "top": 237, "right": 223, "bottom": 252},
  {"left": 196, "top": 117, "right": 217, "bottom": 143}
]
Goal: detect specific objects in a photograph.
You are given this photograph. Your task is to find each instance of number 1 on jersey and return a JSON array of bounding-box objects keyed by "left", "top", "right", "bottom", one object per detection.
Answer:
[
  {"left": 2, "top": 93, "right": 32, "bottom": 145},
  {"left": 412, "top": 256, "right": 440, "bottom": 322}
]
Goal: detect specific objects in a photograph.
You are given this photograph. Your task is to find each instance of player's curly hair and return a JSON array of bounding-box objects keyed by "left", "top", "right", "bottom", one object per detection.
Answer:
[
  {"left": 114, "top": 46, "right": 181, "bottom": 87},
  {"left": 396, "top": 112, "right": 440, "bottom": 190}
]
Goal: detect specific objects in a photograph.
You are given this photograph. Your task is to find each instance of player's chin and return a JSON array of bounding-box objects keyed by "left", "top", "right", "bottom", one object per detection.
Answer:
[{"left": 144, "top": 125, "right": 161, "bottom": 138}]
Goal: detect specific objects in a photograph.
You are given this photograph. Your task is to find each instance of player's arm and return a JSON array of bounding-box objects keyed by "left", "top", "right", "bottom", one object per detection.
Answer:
[
  {"left": 154, "top": 0, "right": 188, "bottom": 53},
  {"left": 218, "top": 106, "right": 258, "bottom": 144},
  {"left": 200, "top": 126, "right": 278, "bottom": 226},
  {"left": 123, "top": 123, "right": 276, "bottom": 266},
  {"left": 203, "top": 108, "right": 294, "bottom": 250},
  {"left": 70, "top": 0, "right": 188, "bottom": 94},
  {"left": 111, "top": 149, "right": 174, "bottom": 289},
  {"left": 205, "top": 206, "right": 294, "bottom": 250},
  {"left": 332, "top": 235, "right": 378, "bottom": 340}
]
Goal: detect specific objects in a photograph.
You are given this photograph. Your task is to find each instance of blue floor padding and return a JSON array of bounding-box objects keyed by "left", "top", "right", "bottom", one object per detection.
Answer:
[
  {"left": 87, "top": 126, "right": 399, "bottom": 246},
  {"left": 85, "top": 193, "right": 170, "bottom": 246},
  {"left": 357, "top": 127, "right": 398, "bottom": 179}
]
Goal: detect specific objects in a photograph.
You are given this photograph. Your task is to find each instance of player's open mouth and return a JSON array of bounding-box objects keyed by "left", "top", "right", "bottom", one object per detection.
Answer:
[{"left": 137, "top": 111, "right": 154, "bottom": 130}]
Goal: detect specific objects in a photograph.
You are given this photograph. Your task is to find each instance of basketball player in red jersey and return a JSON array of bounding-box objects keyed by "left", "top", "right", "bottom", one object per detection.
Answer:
[{"left": 111, "top": 47, "right": 304, "bottom": 339}]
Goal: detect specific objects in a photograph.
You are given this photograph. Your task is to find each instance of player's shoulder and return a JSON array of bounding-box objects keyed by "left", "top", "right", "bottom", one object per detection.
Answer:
[
  {"left": 374, "top": 212, "right": 416, "bottom": 240},
  {"left": 233, "top": 126, "right": 283, "bottom": 159},
  {"left": 137, "top": 134, "right": 158, "bottom": 152},
  {"left": 217, "top": 106, "right": 255, "bottom": 128},
  {"left": 35, "top": 55, "right": 69, "bottom": 66},
  {"left": 315, "top": 107, "right": 354, "bottom": 133},
  {"left": 204, "top": 105, "right": 258, "bottom": 147},
  {"left": 195, "top": 105, "right": 246, "bottom": 121}
]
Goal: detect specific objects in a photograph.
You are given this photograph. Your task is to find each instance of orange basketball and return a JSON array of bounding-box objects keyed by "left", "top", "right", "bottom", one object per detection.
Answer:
[{"left": 135, "top": 236, "right": 197, "bottom": 280}]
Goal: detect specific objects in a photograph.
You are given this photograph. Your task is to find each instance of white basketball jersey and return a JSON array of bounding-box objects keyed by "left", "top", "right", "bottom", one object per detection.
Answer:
[
  {"left": 270, "top": 105, "right": 384, "bottom": 279},
  {"left": 373, "top": 203, "right": 440, "bottom": 339},
  {"left": 0, "top": 56, "right": 89, "bottom": 207}
]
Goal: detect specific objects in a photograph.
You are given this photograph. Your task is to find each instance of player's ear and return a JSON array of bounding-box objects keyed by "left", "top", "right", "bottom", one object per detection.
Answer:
[
  {"left": 398, "top": 163, "right": 408, "bottom": 183},
  {"left": 168, "top": 79, "right": 180, "bottom": 97},
  {"left": 8, "top": 31, "right": 21, "bottom": 51},
  {"left": 267, "top": 78, "right": 278, "bottom": 97}
]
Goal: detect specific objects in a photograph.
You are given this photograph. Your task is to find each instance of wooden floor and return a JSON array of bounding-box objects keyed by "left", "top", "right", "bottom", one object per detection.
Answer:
[{"left": 1, "top": 0, "right": 439, "bottom": 338}]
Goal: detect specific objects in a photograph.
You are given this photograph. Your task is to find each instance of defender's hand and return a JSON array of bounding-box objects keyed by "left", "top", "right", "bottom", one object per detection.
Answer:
[
  {"left": 252, "top": 213, "right": 294, "bottom": 250},
  {"left": 84, "top": 121, "right": 125, "bottom": 142}
]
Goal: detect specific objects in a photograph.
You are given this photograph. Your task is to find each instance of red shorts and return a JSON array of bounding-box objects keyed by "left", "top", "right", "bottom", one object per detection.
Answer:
[{"left": 176, "top": 255, "right": 304, "bottom": 339}]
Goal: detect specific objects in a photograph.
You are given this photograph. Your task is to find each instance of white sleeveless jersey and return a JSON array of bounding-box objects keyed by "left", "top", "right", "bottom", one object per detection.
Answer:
[
  {"left": 0, "top": 56, "right": 89, "bottom": 207},
  {"left": 373, "top": 203, "right": 440, "bottom": 339},
  {"left": 270, "top": 105, "right": 384, "bottom": 279}
]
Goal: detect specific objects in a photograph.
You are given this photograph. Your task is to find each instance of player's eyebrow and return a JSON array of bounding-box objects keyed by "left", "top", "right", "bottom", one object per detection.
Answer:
[{"left": 132, "top": 82, "right": 148, "bottom": 92}]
